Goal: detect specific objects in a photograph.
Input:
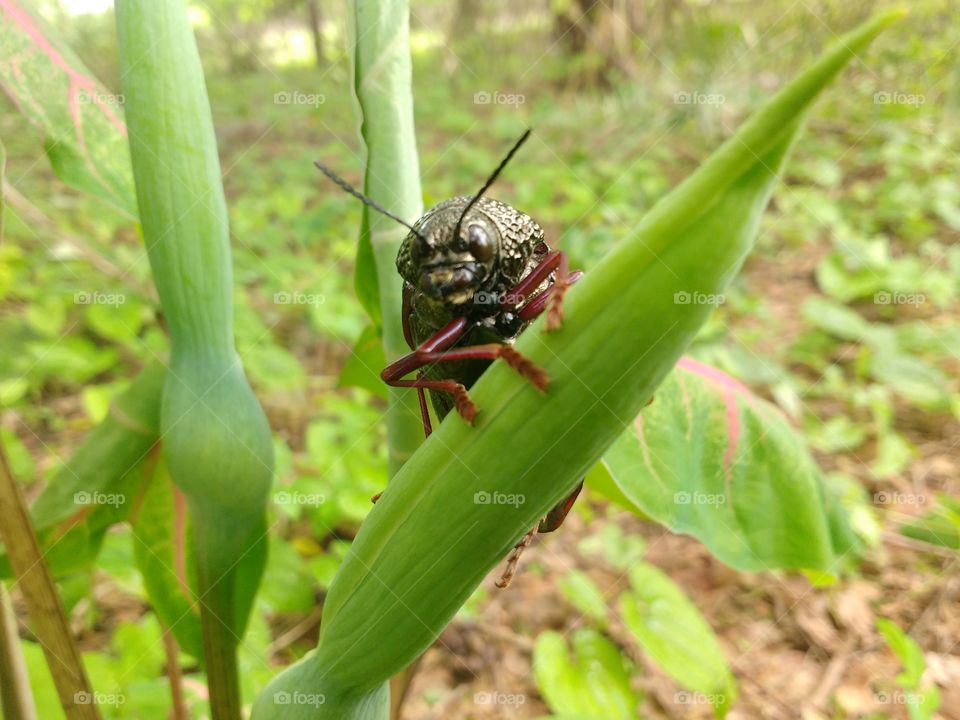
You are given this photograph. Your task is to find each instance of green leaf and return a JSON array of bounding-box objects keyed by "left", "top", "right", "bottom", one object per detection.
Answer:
[
  {"left": 253, "top": 12, "right": 899, "bottom": 718},
  {"left": 900, "top": 494, "right": 960, "bottom": 549},
  {"left": 602, "top": 357, "right": 844, "bottom": 573},
  {"left": 583, "top": 460, "right": 646, "bottom": 518},
  {"left": 0, "top": 363, "right": 163, "bottom": 581},
  {"left": 876, "top": 618, "right": 926, "bottom": 688},
  {"left": 338, "top": 324, "right": 388, "bottom": 399},
  {"left": 620, "top": 562, "right": 734, "bottom": 714},
  {"left": 803, "top": 296, "right": 873, "bottom": 342},
  {"left": 130, "top": 455, "right": 203, "bottom": 660},
  {"left": 559, "top": 571, "right": 609, "bottom": 627},
  {"left": 808, "top": 415, "right": 868, "bottom": 453},
  {"left": 0, "top": 0, "right": 136, "bottom": 216},
  {"left": 869, "top": 348, "right": 950, "bottom": 410},
  {"left": 0, "top": 427, "right": 34, "bottom": 484},
  {"left": 533, "top": 630, "right": 639, "bottom": 719},
  {"left": 347, "top": 0, "right": 425, "bottom": 475},
  {"left": 84, "top": 297, "right": 146, "bottom": 344},
  {"left": 348, "top": 0, "right": 422, "bottom": 330},
  {"left": 116, "top": 0, "right": 275, "bottom": 714},
  {"left": 21, "top": 641, "right": 66, "bottom": 720},
  {"left": 29, "top": 362, "right": 164, "bottom": 530}
]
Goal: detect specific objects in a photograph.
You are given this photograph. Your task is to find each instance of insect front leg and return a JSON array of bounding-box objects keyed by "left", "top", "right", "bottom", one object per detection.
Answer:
[
  {"left": 502, "top": 250, "right": 579, "bottom": 330},
  {"left": 516, "top": 269, "right": 584, "bottom": 323},
  {"left": 380, "top": 316, "right": 548, "bottom": 425}
]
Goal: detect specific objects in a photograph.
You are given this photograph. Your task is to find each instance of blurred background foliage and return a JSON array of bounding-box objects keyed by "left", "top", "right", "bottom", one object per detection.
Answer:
[{"left": 1, "top": 0, "right": 958, "bottom": 717}]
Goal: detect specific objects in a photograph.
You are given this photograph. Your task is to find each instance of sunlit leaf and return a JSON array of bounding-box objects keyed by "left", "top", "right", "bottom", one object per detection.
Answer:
[
  {"left": 601, "top": 357, "right": 847, "bottom": 573},
  {"left": 0, "top": 0, "right": 136, "bottom": 216},
  {"left": 620, "top": 562, "right": 734, "bottom": 715}
]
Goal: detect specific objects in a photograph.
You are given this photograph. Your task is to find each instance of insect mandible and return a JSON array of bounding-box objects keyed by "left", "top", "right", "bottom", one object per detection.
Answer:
[{"left": 315, "top": 129, "right": 583, "bottom": 588}]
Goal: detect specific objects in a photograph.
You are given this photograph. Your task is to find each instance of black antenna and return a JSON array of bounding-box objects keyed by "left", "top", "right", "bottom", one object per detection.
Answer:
[
  {"left": 453, "top": 128, "right": 532, "bottom": 241},
  {"left": 314, "top": 160, "right": 426, "bottom": 241}
]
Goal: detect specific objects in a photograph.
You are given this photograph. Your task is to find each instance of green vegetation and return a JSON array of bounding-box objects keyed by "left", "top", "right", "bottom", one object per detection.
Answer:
[{"left": 0, "top": 1, "right": 956, "bottom": 718}]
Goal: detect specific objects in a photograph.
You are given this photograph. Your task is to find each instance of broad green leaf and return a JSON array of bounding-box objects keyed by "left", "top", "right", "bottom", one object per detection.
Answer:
[
  {"left": 533, "top": 630, "right": 639, "bottom": 719},
  {"left": 0, "top": 362, "right": 164, "bottom": 579},
  {"left": 29, "top": 361, "right": 164, "bottom": 529},
  {"left": 620, "top": 562, "right": 734, "bottom": 715},
  {"left": 0, "top": 0, "right": 136, "bottom": 216},
  {"left": 130, "top": 455, "right": 203, "bottom": 660},
  {"left": 254, "top": 12, "right": 899, "bottom": 718},
  {"left": 584, "top": 459, "right": 646, "bottom": 518},
  {"left": 602, "top": 357, "right": 845, "bottom": 573}
]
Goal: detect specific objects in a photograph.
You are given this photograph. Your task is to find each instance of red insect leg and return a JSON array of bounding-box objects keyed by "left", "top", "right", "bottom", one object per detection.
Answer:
[
  {"left": 495, "top": 527, "right": 536, "bottom": 589},
  {"left": 517, "top": 270, "right": 584, "bottom": 322},
  {"left": 501, "top": 249, "right": 576, "bottom": 330},
  {"left": 381, "top": 317, "right": 548, "bottom": 424}
]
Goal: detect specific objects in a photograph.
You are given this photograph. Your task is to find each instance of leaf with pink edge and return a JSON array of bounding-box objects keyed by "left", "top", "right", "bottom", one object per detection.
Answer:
[
  {"left": 0, "top": 0, "right": 136, "bottom": 216},
  {"left": 600, "top": 356, "right": 851, "bottom": 574}
]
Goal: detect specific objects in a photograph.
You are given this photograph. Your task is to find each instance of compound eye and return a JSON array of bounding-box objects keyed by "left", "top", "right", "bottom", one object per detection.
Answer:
[{"left": 467, "top": 223, "right": 493, "bottom": 262}]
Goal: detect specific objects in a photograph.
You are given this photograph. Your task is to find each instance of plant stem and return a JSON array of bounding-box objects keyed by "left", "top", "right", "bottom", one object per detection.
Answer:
[
  {"left": 162, "top": 627, "right": 187, "bottom": 720},
  {"left": 349, "top": 0, "right": 425, "bottom": 476},
  {"left": 0, "top": 583, "right": 36, "bottom": 720},
  {"left": 196, "top": 580, "right": 240, "bottom": 720},
  {"left": 0, "top": 442, "right": 99, "bottom": 720}
]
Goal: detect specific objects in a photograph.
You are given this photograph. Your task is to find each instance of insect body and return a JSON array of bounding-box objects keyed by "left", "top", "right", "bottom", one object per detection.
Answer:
[
  {"left": 391, "top": 194, "right": 556, "bottom": 423},
  {"left": 315, "top": 130, "right": 582, "bottom": 588}
]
